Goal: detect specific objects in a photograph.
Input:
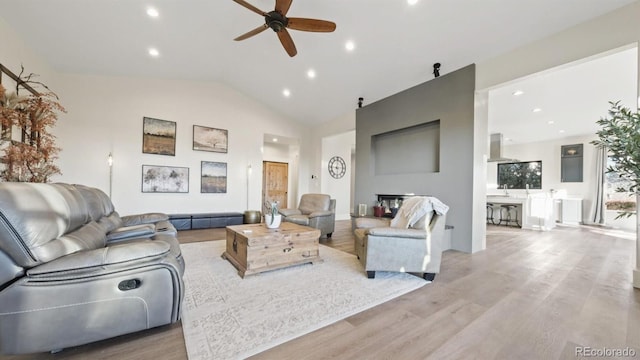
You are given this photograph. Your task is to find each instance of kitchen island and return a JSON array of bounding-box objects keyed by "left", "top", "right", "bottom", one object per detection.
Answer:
[{"left": 487, "top": 194, "right": 556, "bottom": 231}]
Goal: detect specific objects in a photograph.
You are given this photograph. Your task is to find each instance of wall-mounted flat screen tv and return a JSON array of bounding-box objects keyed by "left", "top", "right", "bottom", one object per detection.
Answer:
[{"left": 497, "top": 161, "right": 542, "bottom": 189}]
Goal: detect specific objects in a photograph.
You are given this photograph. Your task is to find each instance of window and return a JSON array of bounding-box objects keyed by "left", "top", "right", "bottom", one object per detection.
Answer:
[
  {"left": 497, "top": 161, "right": 542, "bottom": 189},
  {"left": 605, "top": 156, "right": 636, "bottom": 211}
]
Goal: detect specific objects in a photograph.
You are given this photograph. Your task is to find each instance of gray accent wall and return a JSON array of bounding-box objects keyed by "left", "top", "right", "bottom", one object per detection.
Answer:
[{"left": 355, "top": 64, "right": 476, "bottom": 252}]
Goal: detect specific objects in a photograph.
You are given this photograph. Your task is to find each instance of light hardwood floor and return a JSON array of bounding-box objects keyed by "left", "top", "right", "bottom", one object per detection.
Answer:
[{"left": 2, "top": 222, "right": 639, "bottom": 359}]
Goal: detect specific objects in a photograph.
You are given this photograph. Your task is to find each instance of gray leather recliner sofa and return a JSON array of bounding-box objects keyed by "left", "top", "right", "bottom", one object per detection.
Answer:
[{"left": 0, "top": 182, "right": 185, "bottom": 355}]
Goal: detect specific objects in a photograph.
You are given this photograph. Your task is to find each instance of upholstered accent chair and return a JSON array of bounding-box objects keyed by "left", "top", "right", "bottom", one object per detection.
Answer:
[
  {"left": 279, "top": 193, "right": 336, "bottom": 238},
  {"left": 353, "top": 196, "right": 448, "bottom": 280}
]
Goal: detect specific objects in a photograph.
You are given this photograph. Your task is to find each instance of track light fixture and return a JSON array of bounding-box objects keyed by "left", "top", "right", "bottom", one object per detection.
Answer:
[
  {"left": 433, "top": 62, "right": 441, "bottom": 78},
  {"left": 358, "top": 97, "right": 364, "bottom": 108}
]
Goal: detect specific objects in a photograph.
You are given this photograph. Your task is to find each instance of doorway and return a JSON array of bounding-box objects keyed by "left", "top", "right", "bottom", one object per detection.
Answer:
[{"left": 263, "top": 161, "right": 288, "bottom": 209}]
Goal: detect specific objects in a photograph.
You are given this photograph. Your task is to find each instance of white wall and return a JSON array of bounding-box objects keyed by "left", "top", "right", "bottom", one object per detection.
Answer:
[
  {"left": 477, "top": 2, "right": 640, "bottom": 92},
  {"left": 486, "top": 134, "right": 597, "bottom": 223},
  {"left": 1, "top": 16, "right": 313, "bottom": 216},
  {"left": 321, "top": 131, "right": 355, "bottom": 220},
  {"left": 50, "top": 73, "right": 310, "bottom": 215},
  {"left": 0, "top": 18, "right": 55, "bottom": 88}
]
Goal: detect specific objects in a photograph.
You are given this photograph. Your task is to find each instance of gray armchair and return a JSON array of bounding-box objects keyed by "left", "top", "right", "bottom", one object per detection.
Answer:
[
  {"left": 0, "top": 182, "right": 184, "bottom": 354},
  {"left": 279, "top": 193, "right": 336, "bottom": 238},
  {"left": 353, "top": 196, "right": 448, "bottom": 280}
]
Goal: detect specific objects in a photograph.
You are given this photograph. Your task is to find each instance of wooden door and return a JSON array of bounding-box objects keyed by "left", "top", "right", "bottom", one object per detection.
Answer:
[{"left": 263, "top": 161, "right": 288, "bottom": 210}]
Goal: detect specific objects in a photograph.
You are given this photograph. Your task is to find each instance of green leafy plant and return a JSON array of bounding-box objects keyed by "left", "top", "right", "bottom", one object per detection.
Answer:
[
  {"left": 591, "top": 101, "right": 640, "bottom": 219},
  {"left": 264, "top": 200, "right": 279, "bottom": 225}
]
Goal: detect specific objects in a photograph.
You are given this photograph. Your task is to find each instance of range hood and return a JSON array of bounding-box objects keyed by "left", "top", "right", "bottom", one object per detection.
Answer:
[{"left": 487, "top": 133, "right": 518, "bottom": 162}]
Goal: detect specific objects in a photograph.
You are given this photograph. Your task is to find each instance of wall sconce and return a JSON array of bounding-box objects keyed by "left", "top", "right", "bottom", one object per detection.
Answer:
[{"left": 107, "top": 152, "right": 113, "bottom": 198}]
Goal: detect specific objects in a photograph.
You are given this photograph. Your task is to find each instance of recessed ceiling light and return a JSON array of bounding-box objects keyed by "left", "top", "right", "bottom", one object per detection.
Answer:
[
  {"left": 547, "top": 120, "right": 554, "bottom": 125},
  {"left": 345, "top": 41, "right": 355, "bottom": 52},
  {"left": 407, "top": 0, "right": 419, "bottom": 5},
  {"left": 559, "top": 130, "right": 565, "bottom": 133},
  {"left": 532, "top": 108, "right": 542, "bottom": 113},
  {"left": 148, "top": 48, "right": 160, "bottom": 57},
  {"left": 307, "top": 69, "right": 316, "bottom": 79},
  {"left": 283, "top": 89, "right": 291, "bottom": 97},
  {"left": 146, "top": 7, "right": 159, "bottom": 18},
  {"left": 512, "top": 90, "right": 524, "bottom": 96},
  {"left": 273, "top": 138, "right": 278, "bottom": 142}
]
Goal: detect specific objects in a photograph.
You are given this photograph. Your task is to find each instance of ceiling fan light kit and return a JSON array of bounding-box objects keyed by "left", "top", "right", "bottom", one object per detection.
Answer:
[{"left": 233, "top": 0, "right": 336, "bottom": 57}]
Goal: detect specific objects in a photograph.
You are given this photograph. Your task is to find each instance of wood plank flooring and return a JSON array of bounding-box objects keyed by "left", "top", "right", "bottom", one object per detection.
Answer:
[{"left": 1, "top": 222, "right": 638, "bottom": 359}]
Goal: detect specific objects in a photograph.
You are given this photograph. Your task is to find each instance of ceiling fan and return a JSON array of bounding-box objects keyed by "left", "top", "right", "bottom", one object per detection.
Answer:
[{"left": 232, "top": 0, "right": 336, "bottom": 57}]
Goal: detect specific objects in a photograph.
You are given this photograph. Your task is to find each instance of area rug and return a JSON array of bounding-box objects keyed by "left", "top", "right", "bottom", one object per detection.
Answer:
[{"left": 180, "top": 240, "right": 428, "bottom": 360}]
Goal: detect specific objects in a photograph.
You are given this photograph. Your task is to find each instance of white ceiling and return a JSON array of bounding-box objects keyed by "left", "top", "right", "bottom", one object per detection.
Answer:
[
  {"left": 0, "top": 0, "right": 637, "bottom": 129},
  {"left": 488, "top": 46, "right": 638, "bottom": 145}
]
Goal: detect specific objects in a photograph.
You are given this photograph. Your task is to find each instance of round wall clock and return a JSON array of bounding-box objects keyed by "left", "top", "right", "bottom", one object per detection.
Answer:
[{"left": 328, "top": 156, "right": 346, "bottom": 179}]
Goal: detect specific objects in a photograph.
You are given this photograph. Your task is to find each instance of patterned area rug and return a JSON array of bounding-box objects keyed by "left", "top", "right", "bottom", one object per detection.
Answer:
[{"left": 180, "top": 240, "right": 428, "bottom": 360}]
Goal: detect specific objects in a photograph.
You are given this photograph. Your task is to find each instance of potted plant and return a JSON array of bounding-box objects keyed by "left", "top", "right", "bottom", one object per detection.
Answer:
[
  {"left": 592, "top": 100, "right": 640, "bottom": 289},
  {"left": 373, "top": 200, "right": 385, "bottom": 217},
  {"left": 264, "top": 200, "right": 281, "bottom": 228},
  {"left": 591, "top": 101, "right": 640, "bottom": 219}
]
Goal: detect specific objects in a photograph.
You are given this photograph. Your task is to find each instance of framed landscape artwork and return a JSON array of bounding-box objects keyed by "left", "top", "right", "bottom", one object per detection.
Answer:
[
  {"left": 143, "top": 117, "right": 176, "bottom": 156},
  {"left": 142, "top": 165, "right": 189, "bottom": 193},
  {"left": 193, "top": 125, "right": 228, "bottom": 153},
  {"left": 201, "top": 161, "right": 227, "bottom": 193}
]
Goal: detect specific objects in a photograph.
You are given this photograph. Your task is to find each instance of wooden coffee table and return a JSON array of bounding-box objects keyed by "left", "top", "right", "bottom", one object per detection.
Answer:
[{"left": 222, "top": 222, "right": 323, "bottom": 278}]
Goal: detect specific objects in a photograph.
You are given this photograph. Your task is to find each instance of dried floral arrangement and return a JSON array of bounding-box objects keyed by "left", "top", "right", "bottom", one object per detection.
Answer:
[{"left": 0, "top": 67, "right": 66, "bottom": 182}]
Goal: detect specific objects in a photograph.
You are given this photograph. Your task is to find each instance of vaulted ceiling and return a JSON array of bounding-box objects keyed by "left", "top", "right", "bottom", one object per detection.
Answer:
[{"left": 0, "top": 0, "right": 637, "bottom": 136}]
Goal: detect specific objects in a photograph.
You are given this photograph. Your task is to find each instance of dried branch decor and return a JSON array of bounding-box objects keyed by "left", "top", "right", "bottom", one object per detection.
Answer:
[{"left": 0, "top": 65, "right": 66, "bottom": 182}]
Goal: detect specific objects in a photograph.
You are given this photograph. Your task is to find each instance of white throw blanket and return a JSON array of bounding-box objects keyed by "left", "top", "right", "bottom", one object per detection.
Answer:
[{"left": 390, "top": 196, "right": 449, "bottom": 229}]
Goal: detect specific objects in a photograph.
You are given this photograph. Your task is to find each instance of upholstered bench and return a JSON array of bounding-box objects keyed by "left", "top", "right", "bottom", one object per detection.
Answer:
[
  {"left": 168, "top": 214, "right": 192, "bottom": 230},
  {"left": 169, "top": 212, "right": 243, "bottom": 230}
]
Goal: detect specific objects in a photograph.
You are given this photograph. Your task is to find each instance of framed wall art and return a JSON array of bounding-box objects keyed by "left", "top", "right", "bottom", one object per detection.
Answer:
[
  {"left": 201, "top": 161, "right": 227, "bottom": 193},
  {"left": 143, "top": 117, "right": 176, "bottom": 156},
  {"left": 193, "top": 125, "right": 228, "bottom": 153},
  {"left": 142, "top": 165, "right": 189, "bottom": 193}
]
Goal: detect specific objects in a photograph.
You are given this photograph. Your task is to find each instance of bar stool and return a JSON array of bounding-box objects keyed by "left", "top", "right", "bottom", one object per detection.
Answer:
[
  {"left": 498, "top": 204, "right": 520, "bottom": 227},
  {"left": 486, "top": 203, "right": 495, "bottom": 224}
]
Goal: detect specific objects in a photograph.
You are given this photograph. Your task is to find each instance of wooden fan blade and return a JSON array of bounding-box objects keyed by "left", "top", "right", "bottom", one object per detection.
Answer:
[
  {"left": 233, "top": 0, "right": 267, "bottom": 16},
  {"left": 275, "top": 0, "right": 293, "bottom": 15},
  {"left": 277, "top": 28, "right": 297, "bottom": 57},
  {"left": 287, "top": 18, "right": 336, "bottom": 32},
  {"left": 234, "top": 24, "right": 268, "bottom": 41}
]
